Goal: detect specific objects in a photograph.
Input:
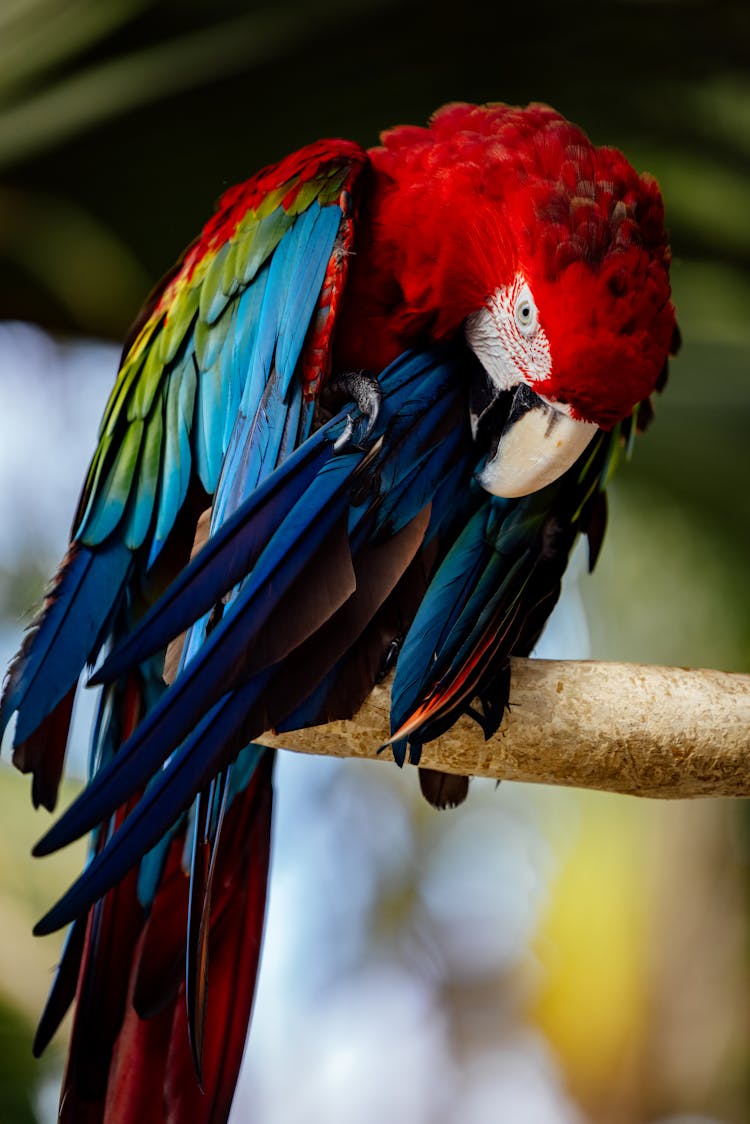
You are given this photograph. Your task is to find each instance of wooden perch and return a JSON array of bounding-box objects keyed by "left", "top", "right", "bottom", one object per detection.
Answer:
[{"left": 259, "top": 659, "right": 750, "bottom": 799}]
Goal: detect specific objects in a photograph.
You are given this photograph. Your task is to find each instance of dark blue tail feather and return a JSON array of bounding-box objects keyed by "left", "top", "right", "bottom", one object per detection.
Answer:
[
  {"left": 1, "top": 540, "right": 131, "bottom": 746},
  {"left": 32, "top": 345, "right": 480, "bottom": 925}
]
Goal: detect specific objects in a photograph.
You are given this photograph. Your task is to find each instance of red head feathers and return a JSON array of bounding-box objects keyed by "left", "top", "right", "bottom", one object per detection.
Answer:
[{"left": 338, "top": 101, "right": 676, "bottom": 430}]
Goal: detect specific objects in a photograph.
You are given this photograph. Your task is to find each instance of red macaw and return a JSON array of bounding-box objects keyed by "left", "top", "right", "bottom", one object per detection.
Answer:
[{"left": 1, "top": 102, "right": 677, "bottom": 1122}]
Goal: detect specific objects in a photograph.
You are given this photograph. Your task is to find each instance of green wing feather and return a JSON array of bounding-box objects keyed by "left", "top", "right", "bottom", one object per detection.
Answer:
[{"left": 74, "top": 139, "right": 367, "bottom": 565}]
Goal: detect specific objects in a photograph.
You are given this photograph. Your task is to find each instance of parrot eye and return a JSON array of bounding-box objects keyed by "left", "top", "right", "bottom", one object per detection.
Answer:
[{"left": 514, "top": 290, "right": 538, "bottom": 336}]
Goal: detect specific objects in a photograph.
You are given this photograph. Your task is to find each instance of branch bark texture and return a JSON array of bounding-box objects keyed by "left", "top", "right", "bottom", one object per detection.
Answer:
[{"left": 259, "top": 659, "right": 750, "bottom": 799}]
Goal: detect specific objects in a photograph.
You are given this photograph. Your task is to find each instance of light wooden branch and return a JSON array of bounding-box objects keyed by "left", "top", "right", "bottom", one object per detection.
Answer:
[{"left": 259, "top": 659, "right": 750, "bottom": 799}]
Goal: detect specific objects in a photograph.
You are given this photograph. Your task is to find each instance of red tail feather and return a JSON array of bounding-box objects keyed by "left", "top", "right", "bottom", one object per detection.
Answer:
[
  {"left": 13, "top": 686, "right": 75, "bottom": 811},
  {"left": 58, "top": 751, "right": 273, "bottom": 1123}
]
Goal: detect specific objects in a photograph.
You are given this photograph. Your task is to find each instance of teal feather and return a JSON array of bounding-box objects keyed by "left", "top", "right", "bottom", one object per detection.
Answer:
[
  {"left": 129, "top": 338, "right": 167, "bottom": 421},
  {"left": 194, "top": 357, "right": 225, "bottom": 494},
  {"left": 83, "top": 419, "right": 143, "bottom": 545},
  {"left": 220, "top": 238, "right": 240, "bottom": 296},
  {"left": 277, "top": 388, "right": 314, "bottom": 466},
  {"left": 236, "top": 208, "right": 292, "bottom": 284},
  {"left": 276, "top": 203, "right": 341, "bottom": 393},
  {"left": 157, "top": 284, "right": 200, "bottom": 367},
  {"left": 125, "top": 399, "right": 164, "bottom": 550},
  {"left": 151, "top": 363, "right": 196, "bottom": 558},
  {"left": 136, "top": 829, "right": 174, "bottom": 910},
  {"left": 198, "top": 242, "right": 233, "bottom": 327},
  {"left": 176, "top": 359, "right": 197, "bottom": 497},
  {"left": 75, "top": 430, "right": 115, "bottom": 541},
  {"left": 4, "top": 541, "right": 132, "bottom": 746},
  {"left": 4, "top": 148, "right": 370, "bottom": 1083},
  {"left": 231, "top": 265, "right": 273, "bottom": 420},
  {"left": 222, "top": 270, "right": 269, "bottom": 451},
  {"left": 99, "top": 351, "right": 145, "bottom": 438},
  {"left": 239, "top": 269, "right": 278, "bottom": 411},
  {"left": 194, "top": 308, "right": 230, "bottom": 371},
  {"left": 374, "top": 427, "right": 465, "bottom": 538}
]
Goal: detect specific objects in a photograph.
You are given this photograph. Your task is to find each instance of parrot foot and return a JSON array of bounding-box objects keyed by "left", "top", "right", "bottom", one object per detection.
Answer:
[
  {"left": 329, "top": 370, "right": 382, "bottom": 450},
  {"left": 466, "top": 665, "right": 512, "bottom": 740},
  {"left": 376, "top": 635, "right": 402, "bottom": 683}
]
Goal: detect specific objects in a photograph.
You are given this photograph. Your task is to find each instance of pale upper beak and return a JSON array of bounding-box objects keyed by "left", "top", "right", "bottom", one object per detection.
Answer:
[{"left": 470, "top": 372, "right": 598, "bottom": 499}]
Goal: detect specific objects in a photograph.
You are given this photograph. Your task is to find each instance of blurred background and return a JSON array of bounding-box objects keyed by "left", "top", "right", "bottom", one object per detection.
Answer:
[{"left": 0, "top": 0, "right": 748, "bottom": 1121}]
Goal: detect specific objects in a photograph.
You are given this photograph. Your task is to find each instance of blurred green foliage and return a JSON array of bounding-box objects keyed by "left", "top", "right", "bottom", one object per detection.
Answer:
[
  {"left": 0, "top": 765, "right": 86, "bottom": 1124},
  {"left": 0, "top": 997, "right": 42, "bottom": 1124}
]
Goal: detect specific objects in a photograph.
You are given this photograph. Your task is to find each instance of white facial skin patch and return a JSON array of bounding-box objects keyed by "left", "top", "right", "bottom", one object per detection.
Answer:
[
  {"left": 464, "top": 273, "right": 599, "bottom": 498},
  {"left": 465, "top": 274, "right": 552, "bottom": 395}
]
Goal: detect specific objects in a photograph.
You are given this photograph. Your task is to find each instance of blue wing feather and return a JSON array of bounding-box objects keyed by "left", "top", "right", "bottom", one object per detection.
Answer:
[
  {"left": 390, "top": 508, "right": 492, "bottom": 725},
  {"left": 34, "top": 684, "right": 268, "bottom": 936},
  {"left": 194, "top": 355, "right": 225, "bottom": 494},
  {"left": 124, "top": 400, "right": 164, "bottom": 550},
  {"left": 211, "top": 204, "right": 340, "bottom": 523},
  {"left": 35, "top": 448, "right": 365, "bottom": 857},
  {"left": 149, "top": 362, "right": 196, "bottom": 561},
  {"left": 82, "top": 419, "right": 144, "bottom": 544},
  {"left": 276, "top": 204, "right": 342, "bottom": 392},
  {"left": 92, "top": 423, "right": 345, "bottom": 685},
  {"left": 3, "top": 149, "right": 376, "bottom": 1087},
  {"left": 33, "top": 347, "right": 475, "bottom": 871},
  {"left": 1, "top": 542, "right": 132, "bottom": 744}
]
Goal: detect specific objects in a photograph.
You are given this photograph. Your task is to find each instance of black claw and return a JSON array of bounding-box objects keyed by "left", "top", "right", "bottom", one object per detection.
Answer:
[
  {"left": 377, "top": 636, "right": 403, "bottom": 683},
  {"left": 466, "top": 666, "right": 511, "bottom": 740},
  {"left": 328, "top": 370, "right": 382, "bottom": 448}
]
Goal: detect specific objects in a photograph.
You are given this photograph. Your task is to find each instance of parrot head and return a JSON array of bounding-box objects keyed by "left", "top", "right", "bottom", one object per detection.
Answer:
[{"left": 359, "top": 102, "right": 677, "bottom": 498}]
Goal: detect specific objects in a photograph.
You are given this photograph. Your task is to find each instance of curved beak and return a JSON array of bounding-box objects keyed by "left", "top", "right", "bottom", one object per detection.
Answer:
[{"left": 471, "top": 378, "right": 598, "bottom": 499}]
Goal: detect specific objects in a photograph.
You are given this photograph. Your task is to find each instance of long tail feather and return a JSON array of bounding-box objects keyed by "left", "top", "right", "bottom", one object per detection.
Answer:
[
  {"left": 33, "top": 915, "right": 87, "bottom": 1056},
  {"left": 100, "top": 752, "right": 273, "bottom": 1124},
  {"left": 94, "top": 346, "right": 466, "bottom": 687},
  {"left": 1, "top": 542, "right": 131, "bottom": 741},
  {"left": 35, "top": 350, "right": 475, "bottom": 864},
  {"left": 391, "top": 431, "right": 615, "bottom": 757},
  {"left": 12, "top": 685, "right": 76, "bottom": 812},
  {"left": 1, "top": 542, "right": 131, "bottom": 813},
  {"left": 34, "top": 695, "right": 266, "bottom": 934},
  {"left": 92, "top": 430, "right": 337, "bottom": 685},
  {"left": 186, "top": 769, "right": 231, "bottom": 1080},
  {"left": 34, "top": 480, "right": 358, "bottom": 859}
]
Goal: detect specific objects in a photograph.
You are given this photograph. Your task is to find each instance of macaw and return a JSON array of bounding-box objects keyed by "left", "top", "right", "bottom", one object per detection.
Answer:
[{"left": 1, "top": 102, "right": 677, "bottom": 1122}]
